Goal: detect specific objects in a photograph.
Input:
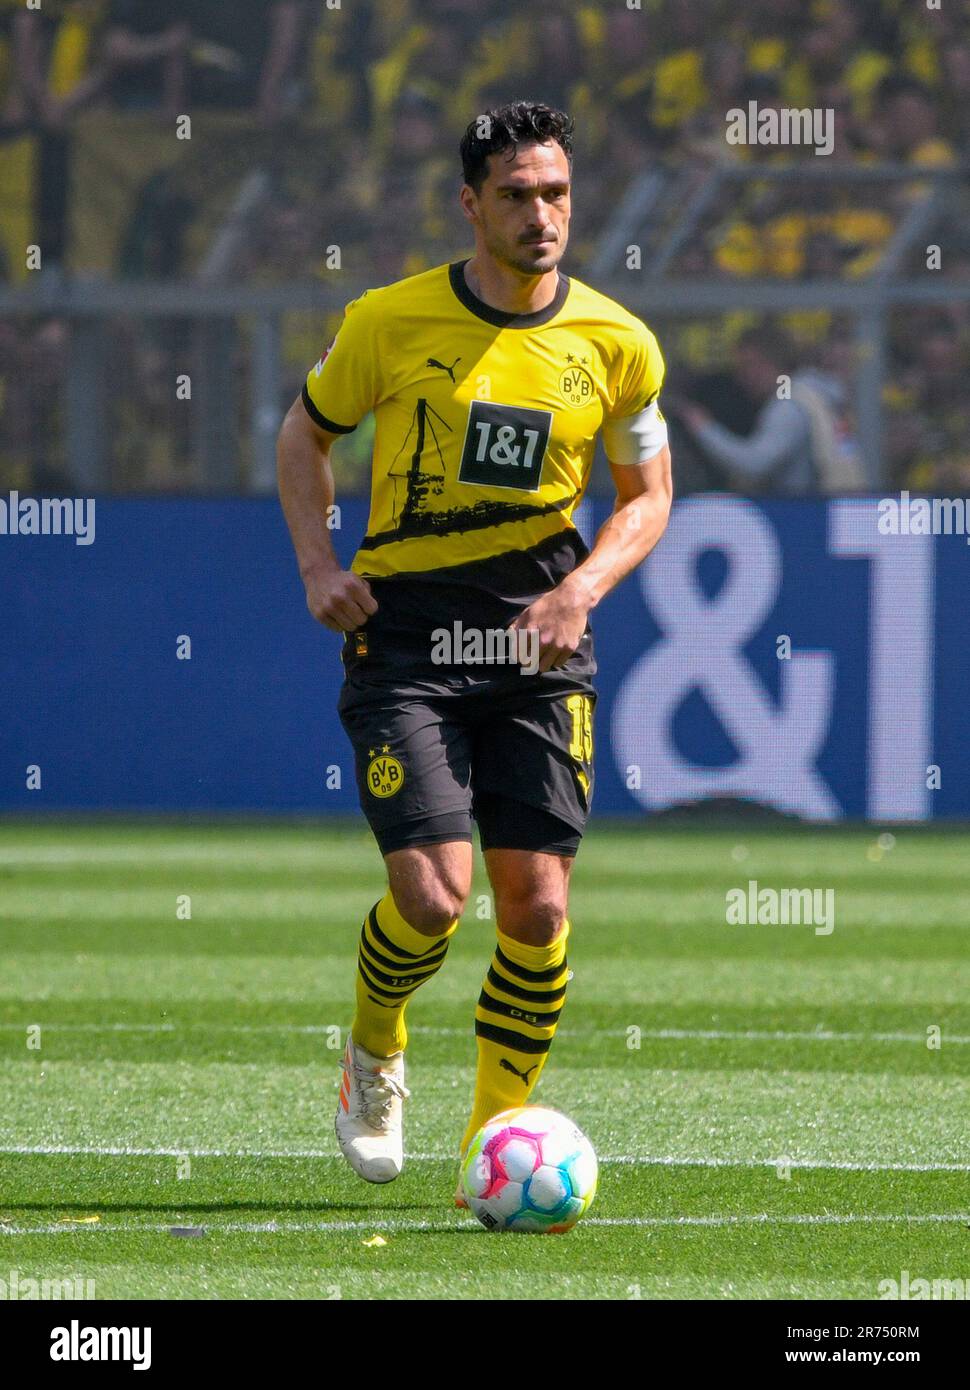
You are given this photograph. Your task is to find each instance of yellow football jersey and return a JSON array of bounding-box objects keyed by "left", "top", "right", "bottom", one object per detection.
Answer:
[{"left": 303, "top": 259, "right": 665, "bottom": 594}]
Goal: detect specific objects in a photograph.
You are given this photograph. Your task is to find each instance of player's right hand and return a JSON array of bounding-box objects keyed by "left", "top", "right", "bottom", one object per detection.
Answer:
[{"left": 304, "top": 569, "right": 378, "bottom": 633}]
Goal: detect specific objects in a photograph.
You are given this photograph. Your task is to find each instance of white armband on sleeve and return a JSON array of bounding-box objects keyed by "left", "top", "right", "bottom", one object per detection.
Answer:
[{"left": 601, "top": 399, "right": 668, "bottom": 466}]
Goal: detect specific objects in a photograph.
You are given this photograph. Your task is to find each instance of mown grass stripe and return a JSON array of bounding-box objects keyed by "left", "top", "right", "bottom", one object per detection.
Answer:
[
  {"left": 3, "top": 1144, "right": 970, "bottom": 1172},
  {"left": 2, "top": 1213, "right": 968, "bottom": 1237},
  {"left": 2, "top": 1022, "right": 969, "bottom": 1044}
]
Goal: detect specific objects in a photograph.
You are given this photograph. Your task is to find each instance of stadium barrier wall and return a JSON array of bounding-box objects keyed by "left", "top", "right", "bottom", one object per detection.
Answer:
[{"left": 1, "top": 496, "right": 966, "bottom": 820}]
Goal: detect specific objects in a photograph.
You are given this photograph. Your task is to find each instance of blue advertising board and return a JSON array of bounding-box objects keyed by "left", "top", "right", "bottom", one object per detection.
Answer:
[{"left": 1, "top": 496, "right": 966, "bottom": 820}]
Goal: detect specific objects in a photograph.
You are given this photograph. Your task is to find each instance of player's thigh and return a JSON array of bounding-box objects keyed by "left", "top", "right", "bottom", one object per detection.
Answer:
[
  {"left": 384, "top": 839, "right": 474, "bottom": 934},
  {"left": 472, "top": 679, "right": 596, "bottom": 841},
  {"left": 338, "top": 679, "right": 474, "bottom": 849}
]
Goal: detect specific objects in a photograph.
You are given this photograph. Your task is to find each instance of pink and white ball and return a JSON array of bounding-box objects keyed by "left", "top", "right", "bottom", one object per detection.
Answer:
[{"left": 460, "top": 1106, "right": 598, "bottom": 1233}]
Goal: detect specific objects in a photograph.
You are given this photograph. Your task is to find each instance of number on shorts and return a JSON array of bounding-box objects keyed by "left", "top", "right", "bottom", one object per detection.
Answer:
[{"left": 566, "top": 694, "right": 593, "bottom": 762}]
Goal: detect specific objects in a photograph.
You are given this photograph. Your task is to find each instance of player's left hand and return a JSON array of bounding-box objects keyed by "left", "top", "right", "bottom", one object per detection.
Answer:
[{"left": 509, "top": 586, "right": 590, "bottom": 673}]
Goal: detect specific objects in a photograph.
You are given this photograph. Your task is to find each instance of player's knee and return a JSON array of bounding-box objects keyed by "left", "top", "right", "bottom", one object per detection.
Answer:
[
  {"left": 392, "top": 880, "right": 466, "bottom": 936},
  {"left": 409, "top": 899, "right": 463, "bottom": 935},
  {"left": 496, "top": 892, "right": 567, "bottom": 946},
  {"left": 386, "top": 844, "right": 470, "bottom": 935}
]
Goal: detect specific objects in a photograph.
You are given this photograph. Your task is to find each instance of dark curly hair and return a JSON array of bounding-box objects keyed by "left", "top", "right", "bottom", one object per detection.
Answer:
[{"left": 460, "top": 101, "right": 574, "bottom": 194}]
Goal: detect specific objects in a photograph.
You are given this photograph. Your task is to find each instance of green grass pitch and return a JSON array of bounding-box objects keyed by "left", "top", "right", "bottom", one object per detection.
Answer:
[{"left": 1, "top": 820, "right": 968, "bottom": 1300}]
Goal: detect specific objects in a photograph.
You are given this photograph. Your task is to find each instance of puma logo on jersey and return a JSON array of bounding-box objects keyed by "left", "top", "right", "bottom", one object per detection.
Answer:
[
  {"left": 427, "top": 355, "right": 461, "bottom": 382},
  {"left": 499, "top": 1058, "right": 539, "bottom": 1084}
]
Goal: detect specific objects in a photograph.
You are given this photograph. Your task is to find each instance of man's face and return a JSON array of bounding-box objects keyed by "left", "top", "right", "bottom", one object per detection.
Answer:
[{"left": 462, "top": 141, "right": 570, "bottom": 276}]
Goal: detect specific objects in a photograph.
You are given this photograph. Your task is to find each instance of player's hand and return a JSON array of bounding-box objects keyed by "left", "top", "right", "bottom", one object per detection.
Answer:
[
  {"left": 304, "top": 568, "right": 378, "bottom": 633},
  {"left": 509, "top": 587, "right": 590, "bottom": 673}
]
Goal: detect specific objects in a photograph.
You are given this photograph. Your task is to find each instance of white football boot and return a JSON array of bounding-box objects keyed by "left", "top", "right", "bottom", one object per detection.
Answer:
[{"left": 335, "top": 1038, "right": 410, "bottom": 1183}]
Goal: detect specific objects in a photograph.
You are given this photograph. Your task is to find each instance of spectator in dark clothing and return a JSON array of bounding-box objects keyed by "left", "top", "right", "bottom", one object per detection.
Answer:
[
  {"left": 7, "top": 3, "right": 113, "bottom": 131},
  {"left": 104, "top": 1, "right": 305, "bottom": 121},
  {"left": 668, "top": 327, "right": 864, "bottom": 495},
  {"left": 187, "top": 0, "right": 306, "bottom": 120},
  {"left": 103, "top": 0, "right": 191, "bottom": 115}
]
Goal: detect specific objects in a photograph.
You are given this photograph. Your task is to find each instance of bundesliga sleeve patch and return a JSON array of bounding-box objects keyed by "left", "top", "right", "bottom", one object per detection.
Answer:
[{"left": 312, "top": 338, "right": 336, "bottom": 376}]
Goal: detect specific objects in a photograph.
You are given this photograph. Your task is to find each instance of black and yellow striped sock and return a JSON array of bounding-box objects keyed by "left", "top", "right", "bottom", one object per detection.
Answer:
[
  {"left": 460, "top": 921, "right": 570, "bottom": 1156},
  {"left": 352, "top": 891, "right": 457, "bottom": 1058}
]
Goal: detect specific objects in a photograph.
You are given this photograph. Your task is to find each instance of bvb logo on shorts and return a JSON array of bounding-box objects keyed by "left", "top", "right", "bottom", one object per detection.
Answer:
[{"left": 366, "top": 746, "right": 405, "bottom": 799}]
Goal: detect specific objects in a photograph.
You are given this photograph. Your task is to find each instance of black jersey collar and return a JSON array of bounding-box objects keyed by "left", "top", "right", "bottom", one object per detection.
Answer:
[{"left": 448, "top": 258, "right": 570, "bottom": 328}]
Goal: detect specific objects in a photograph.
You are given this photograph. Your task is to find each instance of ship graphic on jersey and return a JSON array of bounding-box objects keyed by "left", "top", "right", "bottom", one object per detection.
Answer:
[{"left": 371, "top": 397, "right": 575, "bottom": 549}]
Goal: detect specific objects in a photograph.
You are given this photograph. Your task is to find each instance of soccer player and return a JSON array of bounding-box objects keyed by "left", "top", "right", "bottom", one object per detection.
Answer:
[{"left": 277, "top": 102, "right": 672, "bottom": 1192}]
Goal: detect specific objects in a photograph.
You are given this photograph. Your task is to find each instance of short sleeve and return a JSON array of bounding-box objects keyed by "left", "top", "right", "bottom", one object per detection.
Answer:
[
  {"left": 608, "top": 320, "right": 666, "bottom": 421},
  {"left": 302, "top": 290, "right": 383, "bottom": 434}
]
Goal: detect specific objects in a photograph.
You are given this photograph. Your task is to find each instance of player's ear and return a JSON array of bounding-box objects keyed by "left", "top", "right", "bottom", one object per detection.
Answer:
[{"left": 458, "top": 184, "right": 478, "bottom": 223}]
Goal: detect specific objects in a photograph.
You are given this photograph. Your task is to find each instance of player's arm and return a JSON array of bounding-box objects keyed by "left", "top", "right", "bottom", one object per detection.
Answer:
[
  {"left": 276, "top": 396, "right": 378, "bottom": 633},
  {"left": 567, "top": 438, "right": 673, "bottom": 607},
  {"left": 511, "top": 440, "right": 671, "bottom": 672},
  {"left": 513, "top": 320, "right": 671, "bottom": 670}
]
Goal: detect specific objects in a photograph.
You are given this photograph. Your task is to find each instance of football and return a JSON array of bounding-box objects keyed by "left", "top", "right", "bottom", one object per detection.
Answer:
[{"left": 460, "top": 1105, "right": 598, "bottom": 1233}]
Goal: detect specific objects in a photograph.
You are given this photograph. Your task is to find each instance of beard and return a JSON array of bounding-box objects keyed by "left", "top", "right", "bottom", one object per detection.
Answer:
[{"left": 485, "top": 228, "right": 566, "bottom": 277}]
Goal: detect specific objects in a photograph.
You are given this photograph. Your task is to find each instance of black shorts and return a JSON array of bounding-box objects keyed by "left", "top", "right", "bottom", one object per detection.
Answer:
[{"left": 337, "top": 662, "right": 596, "bottom": 858}]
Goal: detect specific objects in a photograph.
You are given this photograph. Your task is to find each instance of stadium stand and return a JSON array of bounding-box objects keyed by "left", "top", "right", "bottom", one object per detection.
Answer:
[{"left": 0, "top": 0, "right": 967, "bottom": 495}]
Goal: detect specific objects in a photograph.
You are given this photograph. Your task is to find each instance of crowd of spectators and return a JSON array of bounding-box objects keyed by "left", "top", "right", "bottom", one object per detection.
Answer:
[{"left": 0, "top": 0, "right": 967, "bottom": 494}]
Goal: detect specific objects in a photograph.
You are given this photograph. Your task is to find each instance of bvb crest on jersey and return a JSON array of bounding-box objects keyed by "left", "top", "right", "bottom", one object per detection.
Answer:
[{"left": 558, "top": 354, "right": 594, "bottom": 408}]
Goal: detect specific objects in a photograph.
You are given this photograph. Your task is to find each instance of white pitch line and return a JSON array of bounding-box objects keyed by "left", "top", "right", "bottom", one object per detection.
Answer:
[
  {"left": 2, "top": 1023, "right": 968, "bottom": 1045},
  {"left": 634, "top": 1027, "right": 970, "bottom": 1045},
  {"left": 2, "top": 1144, "right": 969, "bottom": 1172},
  {"left": 1, "top": 1212, "right": 968, "bottom": 1237}
]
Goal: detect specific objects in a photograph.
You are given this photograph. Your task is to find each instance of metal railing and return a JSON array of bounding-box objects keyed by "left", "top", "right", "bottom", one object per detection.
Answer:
[
  {"left": 1, "top": 165, "right": 966, "bottom": 491},
  {"left": 591, "top": 162, "right": 968, "bottom": 487}
]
